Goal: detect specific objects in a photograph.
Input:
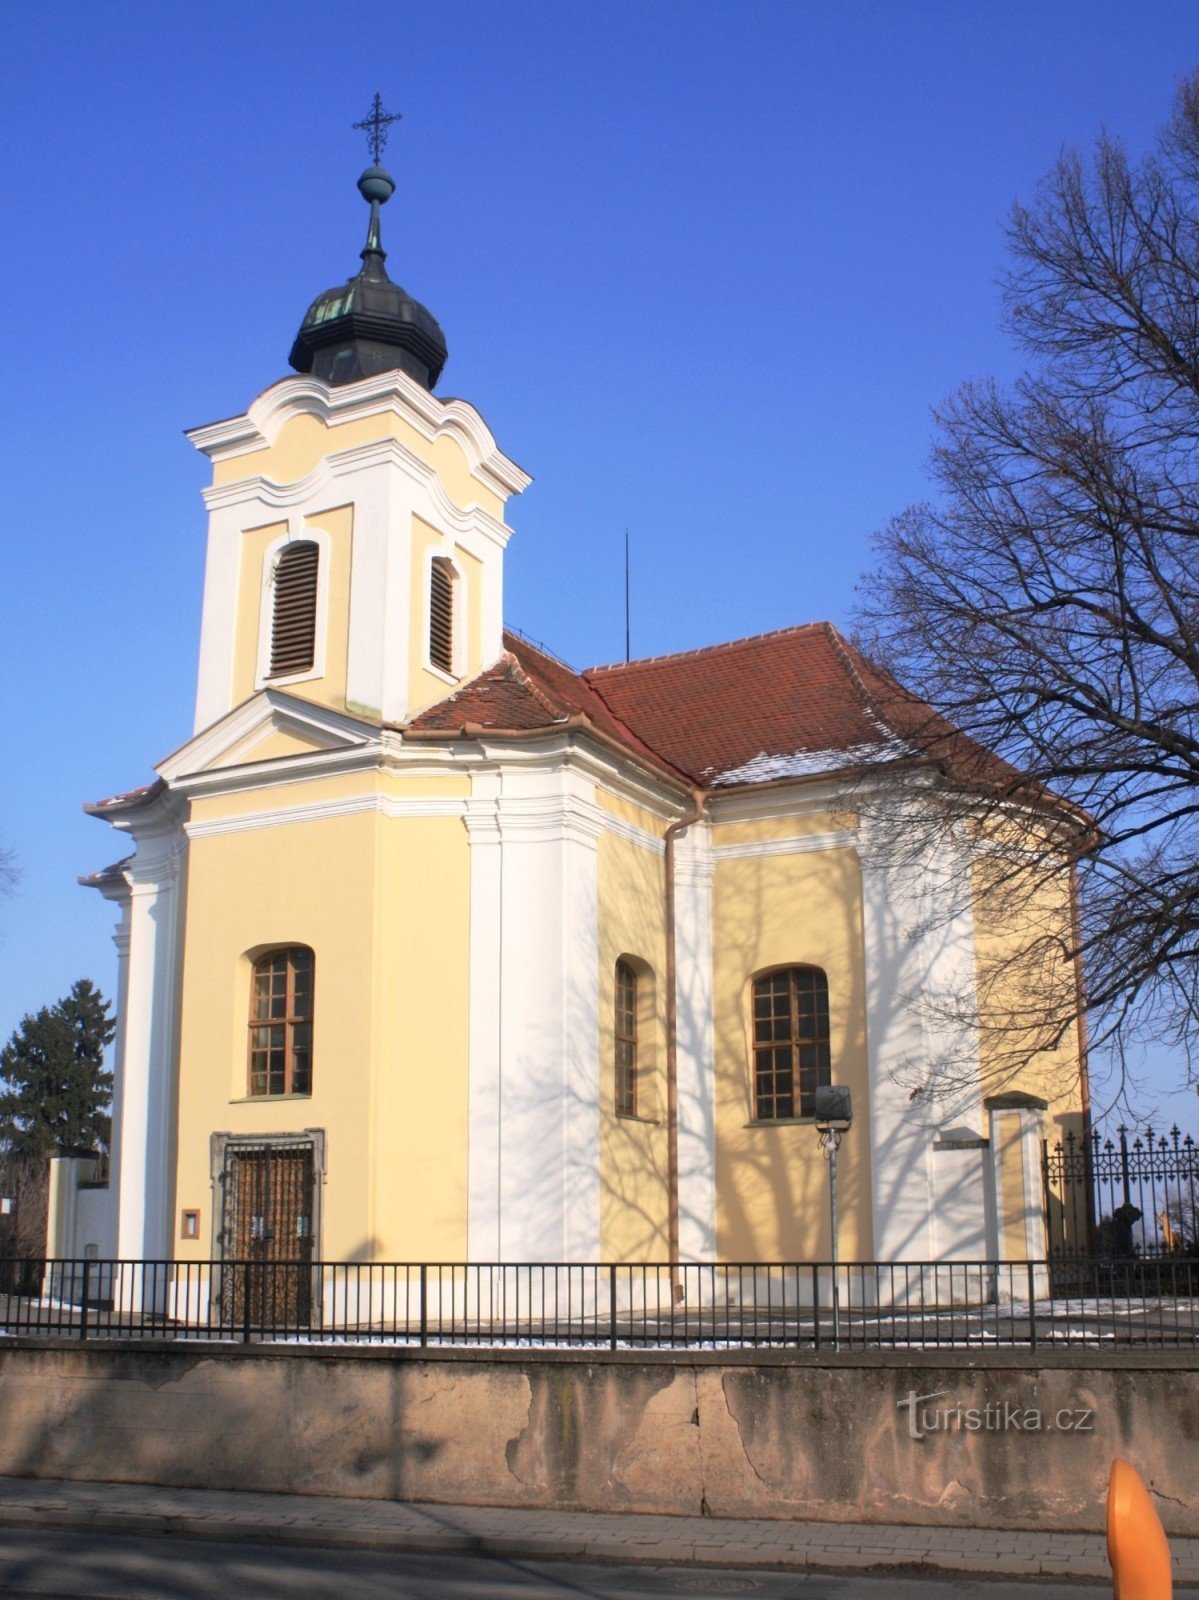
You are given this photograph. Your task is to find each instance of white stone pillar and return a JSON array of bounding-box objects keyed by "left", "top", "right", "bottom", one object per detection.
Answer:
[
  {"left": 674, "top": 822, "right": 717, "bottom": 1262},
  {"left": 466, "top": 775, "right": 503, "bottom": 1260},
  {"left": 112, "top": 825, "right": 185, "bottom": 1270},
  {"left": 858, "top": 809, "right": 985, "bottom": 1263},
  {"left": 560, "top": 783, "right": 602, "bottom": 1262},
  {"left": 95, "top": 886, "right": 132, "bottom": 1263},
  {"left": 477, "top": 758, "right": 602, "bottom": 1262}
]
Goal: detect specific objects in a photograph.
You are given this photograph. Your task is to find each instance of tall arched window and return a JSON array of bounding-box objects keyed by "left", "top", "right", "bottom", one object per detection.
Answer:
[
  {"left": 269, "top": 541, "right": 320, "bottom": 677},
  {"left": 615, "top": 959, "right": 638, "bottom": 1117},
  {"left": 751, "top": 966, "right": 831, "bottom": 1120},
  {"left": 248, "top": 947, "right": 314, "bottom": 1097},
  {"left": 429, "top": 557, "right": 456, "bottom": 674}
]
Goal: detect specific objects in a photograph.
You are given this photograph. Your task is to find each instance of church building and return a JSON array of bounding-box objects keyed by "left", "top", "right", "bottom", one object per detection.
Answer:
[{"left": 73, "top": 134, "right": 1087, "bottom": 1286}]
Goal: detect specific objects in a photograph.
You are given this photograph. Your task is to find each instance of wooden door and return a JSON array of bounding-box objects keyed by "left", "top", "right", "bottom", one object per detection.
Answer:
[{"left": 220, "top": 1142, "right": 315, "bottom": 1328}]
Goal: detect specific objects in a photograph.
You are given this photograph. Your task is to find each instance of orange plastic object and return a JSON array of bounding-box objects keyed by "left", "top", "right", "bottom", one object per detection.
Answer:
[{"left": 1108, "top": 1457, "right": 1173, "bottom": 1599}]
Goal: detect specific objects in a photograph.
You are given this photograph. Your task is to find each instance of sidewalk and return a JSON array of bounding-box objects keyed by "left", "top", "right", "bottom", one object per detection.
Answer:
[{"left": 0, "top": 1475, "right": 1196, "bottom": 1585}]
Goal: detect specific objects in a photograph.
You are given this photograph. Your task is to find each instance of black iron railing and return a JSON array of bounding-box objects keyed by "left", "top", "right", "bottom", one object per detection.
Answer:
[{"left": 1, "top": 1256, "right": 1196, "bottom": 1349}]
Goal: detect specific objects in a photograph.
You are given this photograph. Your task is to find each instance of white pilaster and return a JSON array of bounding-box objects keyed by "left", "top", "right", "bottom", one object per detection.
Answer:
[
  {"left": 468, "top": 757, "right": 602, "bottom": 1262},
  {"left": 110, "top": 821, "right": 186, "bottom": 1264},
  {"left": 192, "top": 500, "right": 244, "bottom": 734},
  {"left": 859, "top": 807, "right": 985, "bottom": 1262},
  {"left": 674, "top": 822, "right": 717, "bottom": 1261},
  {"left": 97, "top": 899, "right": 131, "bottom": 1261},
  {"left": 465, "top": 775, "right": 503, "bottom": 1260},
  {"left": 561, "top": 783, "right": 602, "bottom": 1261}
]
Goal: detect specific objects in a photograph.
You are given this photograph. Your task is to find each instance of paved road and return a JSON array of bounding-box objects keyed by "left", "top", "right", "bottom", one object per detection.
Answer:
[{"left": 0, "top": 1528, "right": 1113, "bottom": 1599}]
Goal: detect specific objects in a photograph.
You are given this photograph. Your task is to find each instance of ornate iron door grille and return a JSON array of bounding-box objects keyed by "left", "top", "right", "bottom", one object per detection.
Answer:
[
  {"left": 219, "top": 1139, "right": 316, "bottom": 1328},
  {"left": 1043, "top": 1125, "right": 1199, "bottom": 1266}
]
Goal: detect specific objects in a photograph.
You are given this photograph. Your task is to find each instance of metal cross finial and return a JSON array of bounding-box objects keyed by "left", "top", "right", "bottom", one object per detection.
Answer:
[{"left": 353, "top": 92, "right": 402, "bottom": 165}]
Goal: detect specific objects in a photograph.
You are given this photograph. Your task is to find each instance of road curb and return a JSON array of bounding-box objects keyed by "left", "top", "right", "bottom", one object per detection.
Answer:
[{"left": 0, "top": 1500, "right": 1189, "bottom": 1584}]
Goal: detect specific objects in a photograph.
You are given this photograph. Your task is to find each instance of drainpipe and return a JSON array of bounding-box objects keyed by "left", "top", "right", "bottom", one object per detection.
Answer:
[{"left": 664, "top": 788, "right": 707, "bottom": 1299}]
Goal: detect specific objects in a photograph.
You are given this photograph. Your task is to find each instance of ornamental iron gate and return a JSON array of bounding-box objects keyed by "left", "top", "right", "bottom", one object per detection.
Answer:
[
  {"left": 1042, "top": 1125, "right": 1199, "bottom": 1262},
  {"left": 219, "top": 1139, "right": 316, "bottom": 1328}
]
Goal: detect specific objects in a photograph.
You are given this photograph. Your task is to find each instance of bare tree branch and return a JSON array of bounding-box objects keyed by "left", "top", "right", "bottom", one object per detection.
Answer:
[{"left": 855, "top": 71, "right": 1199, "bottom": 1095}]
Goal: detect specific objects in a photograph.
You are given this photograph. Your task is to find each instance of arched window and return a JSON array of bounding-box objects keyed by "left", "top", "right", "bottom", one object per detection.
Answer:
[
  {"left": 615, "top": 959, "right": 638, "bottom": 1117},
  {"left": 248, "top": 947, "right": 314, "bottom": 1097},
  {"left": 429, "top": 557, "right": 455, "bottom": 675},
  {"left": 751, "top": 966, "right": 831, "bottom": 1120},
  {"left": 269, "top": 541, "right": 320, "bottom": 677}
]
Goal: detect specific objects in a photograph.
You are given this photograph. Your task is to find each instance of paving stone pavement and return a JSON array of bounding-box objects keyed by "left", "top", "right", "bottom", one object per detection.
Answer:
[{"left": 0, "top": 1477, "right": 1194, "bottom": 1586}]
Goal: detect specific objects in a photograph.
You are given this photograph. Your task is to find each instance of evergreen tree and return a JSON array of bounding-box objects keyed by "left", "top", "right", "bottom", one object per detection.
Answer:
[{"left": 0, "top": 980, "right": 115, "bottom": 1158}]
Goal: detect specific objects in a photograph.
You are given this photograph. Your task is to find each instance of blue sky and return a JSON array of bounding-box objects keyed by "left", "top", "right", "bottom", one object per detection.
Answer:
[{"left": 2, "top": 1, "right": 1197, "bottom": 1129}]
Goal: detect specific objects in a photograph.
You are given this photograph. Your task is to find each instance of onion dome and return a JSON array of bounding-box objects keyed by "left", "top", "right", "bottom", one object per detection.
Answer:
[{"left": 289, "top": 164, "right": 448, "bottom": 390}]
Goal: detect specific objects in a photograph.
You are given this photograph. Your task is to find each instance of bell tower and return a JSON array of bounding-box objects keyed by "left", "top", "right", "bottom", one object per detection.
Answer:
[{"left": 186, "top": 97, "right": 530, "bottom": 735}]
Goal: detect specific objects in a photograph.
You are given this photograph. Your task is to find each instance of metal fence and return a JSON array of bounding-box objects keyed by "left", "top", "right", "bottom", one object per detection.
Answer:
[
  {"left": 1, "top": 1256, "right": 1197, "bottom": 1349},
  {"left": 1043, "top": 1124, "right": 1199, "bottom": 1260}
]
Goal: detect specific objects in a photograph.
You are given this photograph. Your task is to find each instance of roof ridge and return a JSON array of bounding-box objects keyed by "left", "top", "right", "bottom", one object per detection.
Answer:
[
  {"left": 507, "top": 631, "right": 696, "bottom": 785},
  {"left": 507, "top": 653, "right": 576, "bottom": 723},
  {"left": 584, "top": 620, "right": 828, "bottom": 676},
  {"left": 501, "top": 626, "right": 578, "bottom": 673},
  {"left": 820, "top": 623, "right": 898, "bottom": 738}
]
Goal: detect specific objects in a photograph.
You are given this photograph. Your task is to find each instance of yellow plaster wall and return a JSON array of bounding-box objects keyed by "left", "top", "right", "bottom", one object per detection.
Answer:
[
  {"left": 597, "top": 823, "right": 669, "bottom": 1261},
  {"left": 172, "top": 775, "right": 472, "bottom": 1263},
  {"left": 213, "top": 409, "right": 505, "bottom": 521},
  {"left": 711, "top": 845, "right": 873, "bottom": 1261},
  {"left": 226, "top": 728, "right": 335, "bottom": 765},
  {"left": 370, "top": 809, "right": 471, "bottom": 1259},
  {"left": 994, "top": 1112, "right": 1029, "bottom": 1260},
  {"left": 172, "top": 811, "right": 378, "bottom": 1262}
]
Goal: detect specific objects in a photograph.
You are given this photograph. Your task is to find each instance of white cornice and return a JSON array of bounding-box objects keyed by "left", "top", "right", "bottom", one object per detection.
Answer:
[
  {"left": 174, "top": 745, "right": 384, "bottom": 799},
  {"left": 187, "top": 371, "right": 531, "bottom": 502},
  {"left": 185, "top": 792, "right": 466, "bottom": 839},
  {"left": 200, "top": 436, "right": 514, "bottom": 550},
  {"left": 713, "top": 829, "right": 857, "bottom": 862},
  {"left": 459, "top": 732, "right": 687, "bottom": 818},
  {"left": 597, "top": 810, "right": 665, "bottom": 856},
  {"left": 707, "top": 780, "right": 857, "bottom": 825}
]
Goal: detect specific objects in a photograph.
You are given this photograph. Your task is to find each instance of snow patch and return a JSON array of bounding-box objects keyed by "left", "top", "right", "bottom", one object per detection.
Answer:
[{"left": 707, "top": 740, "right": 905, "bottom": 787}]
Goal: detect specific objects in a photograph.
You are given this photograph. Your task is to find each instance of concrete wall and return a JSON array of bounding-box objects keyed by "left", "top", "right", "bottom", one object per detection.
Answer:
[{"left": 0, "top": 1344, "right": 1195, "bottom": 1534}]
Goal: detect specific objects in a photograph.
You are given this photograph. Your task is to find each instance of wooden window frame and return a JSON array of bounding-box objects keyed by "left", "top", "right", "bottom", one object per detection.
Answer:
[
  {"left": 614, "top": 959, "right": 638, "bottom": 1118},
  {"left": 247, "top": 947, "right": 314, "bottom": 1098},
  {"left": 751, "top": 966, "right": 832, "bottom": 1121}
]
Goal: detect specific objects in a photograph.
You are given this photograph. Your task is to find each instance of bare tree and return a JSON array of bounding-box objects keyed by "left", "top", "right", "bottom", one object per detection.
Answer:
[{"left": 855, "top": 72, "right": 1199, "bottom": 1091}]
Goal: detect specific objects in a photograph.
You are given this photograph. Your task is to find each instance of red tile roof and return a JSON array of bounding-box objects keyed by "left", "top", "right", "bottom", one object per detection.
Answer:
[
  {"left": 83, "top": 780, "right": 165, "bottom": 817},
  {"left": 406, "top": 622, "right": 1023, "bottom": 795},
  {"left": 584, "top": 623, "right": 889, "bottom": 784},
  {"left": 406, "top": 633, "right": 687, "bottom": 781}
]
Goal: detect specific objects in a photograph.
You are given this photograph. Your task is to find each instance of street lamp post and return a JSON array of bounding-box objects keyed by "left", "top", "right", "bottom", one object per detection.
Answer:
[{"left": 813, "top": 1085, "right": 853, "bottom": 1349}]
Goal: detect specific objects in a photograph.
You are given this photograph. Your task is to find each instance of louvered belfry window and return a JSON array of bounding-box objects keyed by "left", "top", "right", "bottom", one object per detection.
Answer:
[
  {"left": 269, "top": 541, "right": 320, "bottom": 677},
  {"left": 430, "top": 558, "right": 455, "bottom": 674}
]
